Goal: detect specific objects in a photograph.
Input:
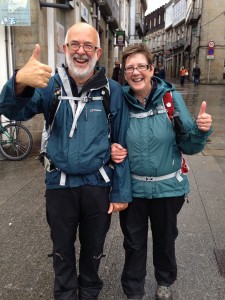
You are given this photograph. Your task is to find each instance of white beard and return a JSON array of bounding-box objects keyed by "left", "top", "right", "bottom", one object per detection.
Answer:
[{"left": 66, "top": 52, "right": 98, "bottom": 80}]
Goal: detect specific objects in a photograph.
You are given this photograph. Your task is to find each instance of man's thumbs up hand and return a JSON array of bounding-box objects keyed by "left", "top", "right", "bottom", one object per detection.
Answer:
[
  {"left": 30, "top": 43, "right": 41, "bottom": 61},
  {"left": 15, "top": 44, "right": 52, "bottom": 95},
  {"left": 196, "top": 101, "right": 212, "bottom": 132}
]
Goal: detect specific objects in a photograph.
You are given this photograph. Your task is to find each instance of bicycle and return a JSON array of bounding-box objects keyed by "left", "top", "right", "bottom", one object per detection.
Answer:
[{"left": 0, "top": 118, "right": 33, "bottom": 160}]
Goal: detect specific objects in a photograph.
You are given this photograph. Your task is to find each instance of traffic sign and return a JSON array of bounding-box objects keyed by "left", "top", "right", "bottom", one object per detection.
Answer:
[
  {"left": 208, "top": 40, "right": 215, "bottom": 48},
  {"left": 208, "top": 48, "right": 214, "bottom": 55},
  {"left": 207, "top": 41, "right": 215, "bottom": 59}
]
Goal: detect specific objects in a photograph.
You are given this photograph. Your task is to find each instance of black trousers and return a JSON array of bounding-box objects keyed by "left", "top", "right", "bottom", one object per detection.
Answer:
[
  {"left": 46, "top": 186, "right": 111, "bottom": 300},
  {"left": 119, "top": 196, "right": 185, "bottom": 298},
  {"left": 180, "top": 76, "right": 185, "bottom": 86},
  {"left": 194, "top": 76, "right": 200, "bottom": 86}
]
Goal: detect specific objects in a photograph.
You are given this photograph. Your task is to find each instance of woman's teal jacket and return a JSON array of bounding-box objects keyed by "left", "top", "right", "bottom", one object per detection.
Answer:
[{"left": 122, "top": 77, "right": 212, "bottom": 199}]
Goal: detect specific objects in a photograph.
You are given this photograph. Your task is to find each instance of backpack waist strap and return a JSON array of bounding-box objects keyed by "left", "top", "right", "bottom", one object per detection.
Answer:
[
  {"left": 59, "top": 95, "right": 103, "bottom": 102},
  {"left": 130, "top": 107, "right": 167, "bottom": 119},
  {"left": 131, "top": 169, "right": 184, "bottom": 182}
]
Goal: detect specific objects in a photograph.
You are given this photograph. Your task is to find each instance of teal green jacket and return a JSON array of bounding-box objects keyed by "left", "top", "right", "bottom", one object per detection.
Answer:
[{"left": 123, "top": 77, "right": 212, "bottom": 199}]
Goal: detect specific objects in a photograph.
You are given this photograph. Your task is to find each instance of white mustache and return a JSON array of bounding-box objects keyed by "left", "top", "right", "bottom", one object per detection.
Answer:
[{"left": 73, "top": 54, "right": 89, "bottom": 60}]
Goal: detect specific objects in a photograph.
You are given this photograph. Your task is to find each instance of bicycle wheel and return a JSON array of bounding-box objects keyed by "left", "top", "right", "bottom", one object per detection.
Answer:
[{"left": 0, "top": 123, "right": 33, "bottom": 160}]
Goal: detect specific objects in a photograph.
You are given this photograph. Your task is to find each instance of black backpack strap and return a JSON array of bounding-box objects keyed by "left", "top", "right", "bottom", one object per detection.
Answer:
[
  {"left": 47, "top": 79, "right": 61, "bottom": 128},
  {"left": 101, "top": 86, "right": 110, "bottom": 119},
  {"left": 101, "top": 83, "right": 111, "bottom": 139}
]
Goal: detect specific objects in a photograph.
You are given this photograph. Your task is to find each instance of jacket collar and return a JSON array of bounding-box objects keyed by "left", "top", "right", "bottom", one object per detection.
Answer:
[{"left": 62, "top": 66, "right": 107, "bottom": 96}]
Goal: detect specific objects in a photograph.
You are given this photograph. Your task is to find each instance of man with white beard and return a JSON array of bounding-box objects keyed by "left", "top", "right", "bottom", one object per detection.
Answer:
[{"left": 0, "top": 22, "right": 132, "bottom": 300}]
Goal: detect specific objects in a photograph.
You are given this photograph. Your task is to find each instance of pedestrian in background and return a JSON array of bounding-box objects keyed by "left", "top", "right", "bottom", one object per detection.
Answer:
[
  {"left": 192, "top": 65, "right": 201, "bottom": 86},
  {"left": 0, "top": 22, "right": 132, "bottom": 300},
  {"left": 111, "top": 44, "right": 212, "bottom": 300},
  {"left": 112, "top": 60, "right": 125, "bottom": 84},
  {"left": 154, "top": 61, "right": 166, "bottom": 80},
  {"left": 180, "top": 66, "right": 187, "bottom": 86}
]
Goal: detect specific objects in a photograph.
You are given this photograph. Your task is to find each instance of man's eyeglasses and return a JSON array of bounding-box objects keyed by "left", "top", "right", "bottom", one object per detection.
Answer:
[
  {"left": 66, "top": 41, "right": 98, "bottom": 52},
  {"left": 124, "top": 65, "right": 150, "bottom": 74}
]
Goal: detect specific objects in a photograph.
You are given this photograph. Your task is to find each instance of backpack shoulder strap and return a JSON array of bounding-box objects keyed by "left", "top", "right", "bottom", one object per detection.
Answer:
[
  {"left": 48, "top": 76, "right": 111, "bottom": 129},
  {"left": 48, "top": 79, "right": 61, "bottom": 128},
  {"left": 163, "top": 91, "right": 189, "bottom": 175},
  {"left": 163, "top": 91, "right": 174, "bottom": 121},
  {"left": 101, "top": 80, "right": 110, "bottom": 119},
  {"left": 57, "top": 67, "right": 73, "bottom": 97}
]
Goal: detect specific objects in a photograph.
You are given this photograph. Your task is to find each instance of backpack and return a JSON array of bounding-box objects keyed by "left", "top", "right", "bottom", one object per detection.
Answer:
[
  {"left": 39, "top": 70, "right": 111, "bottom": 170},
  {"left": 163, "top": 92, "right": 189, "bottom": 175}
]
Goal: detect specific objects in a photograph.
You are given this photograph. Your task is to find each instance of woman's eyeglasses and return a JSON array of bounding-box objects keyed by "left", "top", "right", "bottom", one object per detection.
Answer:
[{"left": 124, "top": 65, "right": 150, "bottom": 74}]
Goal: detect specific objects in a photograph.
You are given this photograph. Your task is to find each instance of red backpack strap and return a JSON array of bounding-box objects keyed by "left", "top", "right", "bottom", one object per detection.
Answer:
[
  {"left": 163, "top": 91, "right": 174, "bottom": 121},
  {"left": 163, "top": 92, "right": 189, "bottom": 176}
]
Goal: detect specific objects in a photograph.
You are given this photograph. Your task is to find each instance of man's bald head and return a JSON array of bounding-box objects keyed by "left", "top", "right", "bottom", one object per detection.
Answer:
[{"left": 65, "top": 23, "right": 100, "bottom": 48}]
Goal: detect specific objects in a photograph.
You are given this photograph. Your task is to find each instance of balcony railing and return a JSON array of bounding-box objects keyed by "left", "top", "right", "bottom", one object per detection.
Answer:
[
  {"left": 184, "top": 35, "right": 191, "bottom": 50},
  {"left": 186, "top": 6, "right": 201, "bottom": 25},
  {"left": 164, "top": 41, "right": 173, "bottom": 51},
  {"left": 172, "top": 37, "right": 187, "bottom": 49},
  {"left": 97, "top": 0, "right": 119, "bottom": 29},
  {"left": 136, "top": 13, "right": 144, "bottom": 35},
  {"left": 191, "top": 7, "right": 201, "bottom": 21},
  {"left": 110, "top": 0, "right": 119, "bottom": 28},
  {"left": 97, "top": 0, "right": 112, "bottom": 17}
]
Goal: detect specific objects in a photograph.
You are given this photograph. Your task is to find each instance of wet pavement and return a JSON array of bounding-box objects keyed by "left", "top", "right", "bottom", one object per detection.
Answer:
[
  {"left": 175, "top": 80, "right": 225, "bottom": 157},
  {"left": 1, "top": 80, "right": 225, "bottom": 300}
]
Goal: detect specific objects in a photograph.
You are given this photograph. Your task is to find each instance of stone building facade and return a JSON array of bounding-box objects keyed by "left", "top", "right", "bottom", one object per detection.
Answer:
[
  {"left": 145, "top": 0, "right": 225, "bottom": 84},
  {"left": 144, "top": 5, "right": 165, "bottom": 67}
]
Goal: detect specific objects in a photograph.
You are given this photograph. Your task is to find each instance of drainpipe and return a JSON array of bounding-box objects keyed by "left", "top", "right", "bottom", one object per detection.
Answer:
[
  {"left": 118, "top": 0, "right": 122, "bottom": 61},
  {"left": 47, "top": 2, "right": 55, "bottom": 72},
  {"left": 96, "top": 4, "right": 99, "bottom": 33},
  {"left": 1, "top": 26, "right": 13, "bottom": 154},
  {"left": 4, "top": 25, "right": 14, "bottom": 80},
  {"left": 4, "top": 27, "right": 10, "bottom": 80},
  {"left": 130, "top": 0, "right": 136, "bottom": 41}
]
